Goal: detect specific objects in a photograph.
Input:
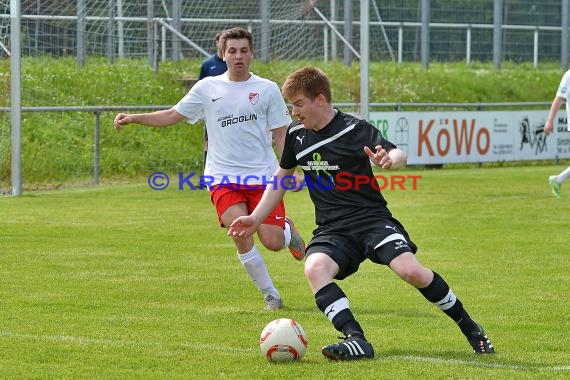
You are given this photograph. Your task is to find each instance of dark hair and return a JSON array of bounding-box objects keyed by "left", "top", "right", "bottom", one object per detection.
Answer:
[
  {"left": 282, "top": 66, "right": 332, "bottom": 103},
  {"left": 220, "top": 27, "right": 253, "bottom": 53}
]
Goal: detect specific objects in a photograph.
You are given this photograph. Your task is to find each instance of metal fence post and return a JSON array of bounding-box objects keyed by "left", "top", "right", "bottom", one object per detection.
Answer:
[
  {"left": 466, "top": 24, "right": 471, "bottom": 64},
  {"left": 107, "top": 0, "right": 115, "bottom": 64},
  {"left": 421, "top": 0, "right": 429, "bottom": 69},
  {"left": 147, "top": 0, "right": 153, "bottom": 68},
  {"left": 398, "top": 23, "right": 403, "bottom": 64},
  {"left": 77, "top": 0, "right": 86, "bottom": 66},
  {"left": 493, "top": 0, "right": 503, "bottom": 71},
  {"left": 533, "top": 27, "right": 539, "bottom": 68},
  {"left": 562, "top": 0, "right": 569, "bottom": 70},
  {"left": 343, "top": 0, "right": 352, "bottom": 66},
  {"left": 172, "top": 0, "right": 181, "bottom": 61},
  {"left": 11, "top": 0, "right": 22, "bottom": 196},
  {"left": 260, "top": 0, "right": 269, "bottom": 63},
  {"left": 94, "top": 111, "right": 100, "bottom": 185},
  {"left": 360, "top": 0, "right": 369, "bottom": 121}
]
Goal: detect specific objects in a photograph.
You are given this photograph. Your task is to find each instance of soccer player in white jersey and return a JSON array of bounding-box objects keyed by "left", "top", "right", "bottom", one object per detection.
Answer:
[
  {"left": 544, "top": 69, "right": 570, "bottom": 198},
  {"left": 113, "top": 27, "right": 305, "bottom": 310},
  {"left": 229, "top": 67, "right": 495, "bottom": 360}
]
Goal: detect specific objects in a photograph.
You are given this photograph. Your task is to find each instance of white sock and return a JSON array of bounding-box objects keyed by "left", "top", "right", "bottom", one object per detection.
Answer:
[
  {"left": 557, "top": 167, "right": 570, "bottom": 186},
  {"left": 237, "top": 245, "right": 279, "bottom": 298},
  {"left": 283, "top": 220, "right": 292, "bottom": 249}
]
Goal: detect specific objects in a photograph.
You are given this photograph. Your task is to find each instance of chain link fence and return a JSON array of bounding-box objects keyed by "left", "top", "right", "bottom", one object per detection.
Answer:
[{"left": 2, "top": 0, "right": 568, "bottom": 65}]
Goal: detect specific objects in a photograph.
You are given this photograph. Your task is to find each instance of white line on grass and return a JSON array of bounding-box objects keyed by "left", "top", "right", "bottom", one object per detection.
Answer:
[
  {"left": 382, "top": 355, "right": 570, "bottom": 372},
  {"left": 3, "top": 331, "right": 569, "bottom": 372}
]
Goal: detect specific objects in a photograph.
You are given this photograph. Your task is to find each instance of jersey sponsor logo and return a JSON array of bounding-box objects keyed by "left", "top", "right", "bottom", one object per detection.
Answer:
[
  {"left": 299, "top": 152, "right": 340, "bottom": 173},
  {"left": 296, "top": 136, "right": 305, "bottom": 144},
  {"left": 212, "top": 96, "right": 223, "bottom": 102},
  {"left": 217, "top": 113, "right": 258, "bottom": 128},
  {"left": 249, "top": 92, "right": 259, "bottom": 104}
]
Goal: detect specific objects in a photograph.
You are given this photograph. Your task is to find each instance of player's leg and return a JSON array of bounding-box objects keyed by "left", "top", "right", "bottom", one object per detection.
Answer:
[
  {"left": 305, "top": 241, "right": 374, "bottom": 361},
  {"left": 213, "top": 187, "right": 282, "bottom": 309},
  {"left": 388, "top": 252, "right": 495, "bottom": 354},
  {"left": 368, "top": 221, "right": 495, "bottom": 354},
  {"left": 557, "top": 166, "right": 570, "bottom": 185},
  {"left": 549, "top": 166, "right": 570, "bottom": 198},
  {"left": 246, "top": 189, "right": 305, "bottom": 260}
]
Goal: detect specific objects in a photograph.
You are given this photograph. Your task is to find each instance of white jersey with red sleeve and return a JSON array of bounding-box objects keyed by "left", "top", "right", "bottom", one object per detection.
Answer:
[{"left": 174, "top": 72, "right": 292, "bottom": 186}]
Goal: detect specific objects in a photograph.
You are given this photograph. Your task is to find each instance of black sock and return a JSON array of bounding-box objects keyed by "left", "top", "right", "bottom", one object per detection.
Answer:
[
  {"left": 417, "top": 271, "right": 478, "bottom": 336},
  {"left": 315, "top": 282, "right": 366, "bottom": 340}
]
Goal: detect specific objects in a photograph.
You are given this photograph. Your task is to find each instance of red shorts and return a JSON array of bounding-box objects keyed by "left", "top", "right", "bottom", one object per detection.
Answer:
[{"left": 210, "top": 184, "right": 286, "bottom": 228}]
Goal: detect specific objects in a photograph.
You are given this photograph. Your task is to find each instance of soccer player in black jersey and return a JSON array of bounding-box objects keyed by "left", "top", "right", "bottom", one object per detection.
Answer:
[{"left": 229, "top": 67, "right": 495, "bottom": 360}]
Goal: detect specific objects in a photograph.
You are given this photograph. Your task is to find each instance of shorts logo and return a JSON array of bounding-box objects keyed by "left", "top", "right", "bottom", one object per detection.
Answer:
[
  {"left": 249, "top": 92, "right": 259, "bottom": 105},
  {"left": 394, "top": 240, "right": 409, "bottom": 250}
]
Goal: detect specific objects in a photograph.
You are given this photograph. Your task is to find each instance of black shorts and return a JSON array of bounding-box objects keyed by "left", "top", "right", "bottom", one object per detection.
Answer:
[{"left": 306, "top": 217, "right": 418, "bottom": 280}]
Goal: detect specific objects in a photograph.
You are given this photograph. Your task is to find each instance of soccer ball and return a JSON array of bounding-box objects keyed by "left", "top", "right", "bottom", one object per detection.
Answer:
[{"left": 259, "top": 318, "right": 308, "bottom": 362}]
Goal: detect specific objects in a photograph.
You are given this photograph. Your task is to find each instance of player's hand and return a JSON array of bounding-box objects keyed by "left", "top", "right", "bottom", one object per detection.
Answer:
[
  {"left": 113, "top": 113, "right": 130, "bottom": 131},
  {"left": 228, "top": 216, "right": 259, "bottom": 239},
  {"left": 544, "top": 120, "right": 553, "bottom": 136},
  {"left": 364, "top": 145, "right": 392, "bottom": 169}
]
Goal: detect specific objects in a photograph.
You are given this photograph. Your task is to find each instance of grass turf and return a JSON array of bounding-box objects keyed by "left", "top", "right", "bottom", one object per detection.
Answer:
[{"left": 1, "top": 165, "right": 569, "bottom": 379}]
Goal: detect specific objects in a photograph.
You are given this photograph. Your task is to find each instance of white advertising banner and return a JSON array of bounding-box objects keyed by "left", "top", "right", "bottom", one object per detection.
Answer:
[{"left": 368, "top": 110, "right": 570, "bottom": 165}]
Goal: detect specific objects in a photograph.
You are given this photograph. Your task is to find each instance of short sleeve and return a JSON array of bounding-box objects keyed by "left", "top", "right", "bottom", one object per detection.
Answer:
[
  {"left": 173, "top": 80, "right": 206, "bottom": 123},
  {"left": 556, "top": 70, "right": 570, "bottom": 100},
  {"left": 266, "top": 83, "right": 292, "bottom": 130},
  {"left": 279, "top": 126, "right": 298, "bottom": 170}
]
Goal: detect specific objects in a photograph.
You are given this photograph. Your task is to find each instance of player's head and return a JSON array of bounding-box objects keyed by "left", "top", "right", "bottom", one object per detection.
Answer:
[
  {"left": 282, "top": 67, "right": 333, "bottom": 130},
  {"left": 214, "top": 31, "right": 224, "bottom": 57},
  {"left": 220, "top": 27, "right": 253, "bottom": 54},
  {"left": 220, "top": 27, "right": 254, "bottom": 78},
  {"left": 282, "top": 66, "right": 331, "bottom": 103}
]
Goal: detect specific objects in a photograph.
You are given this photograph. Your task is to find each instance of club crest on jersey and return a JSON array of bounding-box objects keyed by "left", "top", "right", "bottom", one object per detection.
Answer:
[{"left": 249, "top": 92, "right": 259, "bottom": 105}]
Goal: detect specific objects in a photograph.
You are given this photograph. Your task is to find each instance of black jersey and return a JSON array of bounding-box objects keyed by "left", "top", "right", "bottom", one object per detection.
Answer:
[{"left": 281, "top": 110, "right": 397, "bottom": 226}]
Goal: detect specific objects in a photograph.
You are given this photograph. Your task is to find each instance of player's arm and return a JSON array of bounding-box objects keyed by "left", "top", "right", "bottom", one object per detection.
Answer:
[
  {"left": 114, "top": 108, "right": 185, "bottom": 130},
  {"left": 364, "top": 145, "right": 407, "bottom": 170},
  {"left": 272, "top": 126, "right": 304, "bottom": 191},
  {"left": 544, "top": 95, "right": 564, "bottom": 135},
  {"left": 271, "top": 126, "right": 287, "bottom": 158},
  {"left": 229, "top": 167, "right": 296, "bottom": 238}
]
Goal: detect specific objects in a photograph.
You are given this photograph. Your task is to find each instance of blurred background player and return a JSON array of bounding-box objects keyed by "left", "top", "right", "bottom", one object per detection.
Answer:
[
  {"left": 113, "top": 27, "right": 305, "bottom": 310},
  {"left": 544, "top": 69, "right": 570, "bottom": 198},
  {"left": 198, "top": 31, "right": 228, "bottom": 189},
  {"left": 229, "top": 66, "right": 495, "bottom": 360},
  {"left": 198, "top": 31, "right": 228, "bottom": 80}
]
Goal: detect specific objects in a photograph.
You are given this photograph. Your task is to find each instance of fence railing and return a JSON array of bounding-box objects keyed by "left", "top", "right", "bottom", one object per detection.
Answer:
[{"left": 0, "top": 101, "right": 554, "bottom": 188}]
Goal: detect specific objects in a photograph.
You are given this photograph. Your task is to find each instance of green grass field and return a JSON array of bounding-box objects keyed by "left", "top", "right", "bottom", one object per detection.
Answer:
[{"left": 1, "top": 165, "right": 569, "bottom": 379}]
